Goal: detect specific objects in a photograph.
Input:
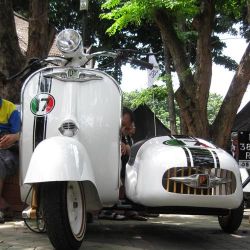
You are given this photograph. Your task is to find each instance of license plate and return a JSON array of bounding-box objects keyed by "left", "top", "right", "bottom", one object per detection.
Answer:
[{"left": 198, "top": 174, "right": 209, "bottom": 188}]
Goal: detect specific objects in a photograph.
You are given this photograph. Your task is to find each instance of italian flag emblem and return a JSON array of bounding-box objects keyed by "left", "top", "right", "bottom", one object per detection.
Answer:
[{"left": 30, "top": 93, "right": 55, "bottom": 116}]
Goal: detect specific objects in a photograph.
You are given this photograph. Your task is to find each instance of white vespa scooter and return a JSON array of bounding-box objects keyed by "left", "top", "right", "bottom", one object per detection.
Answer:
[{"left": 19, "top": 29, "right": 244, "bottom": 250}]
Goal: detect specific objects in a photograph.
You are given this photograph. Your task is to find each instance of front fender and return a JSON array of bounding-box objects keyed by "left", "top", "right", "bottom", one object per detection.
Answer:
[{"left": 24, "top": 136, "right": 95, "bottom": 185}]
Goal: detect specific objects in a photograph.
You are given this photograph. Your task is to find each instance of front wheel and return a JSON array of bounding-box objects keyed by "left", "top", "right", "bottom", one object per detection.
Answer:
[
  {"left": 218, "top": 202, "right": 244, "bottom": 233},
  {"left": 41, "top": 181, "right": 86, "bottom": 250}
]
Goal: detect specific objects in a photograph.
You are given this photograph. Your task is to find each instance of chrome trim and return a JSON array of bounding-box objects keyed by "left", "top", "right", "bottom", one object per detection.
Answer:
[
  {"left": 170, "top": 174, "right": 231, "bottom": 189},
  {"left": 58, "top": 120, "right": 79, "bottom": 137},
  {"left": 162, "top": 167, "right": 236, "bottom": 196},
  {"left": 56, "top": 29, "right": 82, "bottom": 54},
  {"left": 44, "top": 69, "right": 103, "bottom": 82}
]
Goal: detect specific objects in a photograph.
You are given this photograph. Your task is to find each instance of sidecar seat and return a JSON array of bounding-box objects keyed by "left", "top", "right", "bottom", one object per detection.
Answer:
[{"left": 128, "top": 139, "right": 149, "bottom": 166}]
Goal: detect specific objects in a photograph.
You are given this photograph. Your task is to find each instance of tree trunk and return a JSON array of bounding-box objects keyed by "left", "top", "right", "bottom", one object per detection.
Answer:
[
  {"left": 248, "top": 0, "right": 250, "bottom": 24},
  {"left": 154, "top": 8, "right": 210, "bottom": 138},
  {"left": 193, "top": 0, "right": 215, "bottom": 108},
  {"left": 212, "top": 43, "right": 250, "bottom": 148},
  {"left": 27, "top": 0, "right": 55, "bottom": 59},
  {"left": 0, "top": 0, "right": 25, "bottom": 103},
  {"left": 180, "top": 115, "right": 188, "bottom": 135},
  {"left": 163, "top": 46, "right": 177, "bottom": 134},
  {"left": 154, "top": 2, "right": 248, "bottom": 148}
]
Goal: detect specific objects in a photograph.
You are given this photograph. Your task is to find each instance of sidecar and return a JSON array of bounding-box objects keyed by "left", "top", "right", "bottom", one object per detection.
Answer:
[
  {"left": 122, "top": 136, "right": 243, "bottom": 235},
  {"left": 125, "top": 136, "right": 242, "bottom": 212}
]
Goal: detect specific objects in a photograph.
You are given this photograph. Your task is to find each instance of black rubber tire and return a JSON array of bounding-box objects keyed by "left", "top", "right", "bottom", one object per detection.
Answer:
[
  {"left": 87, "top": 213, "right": 94, "bottom": 224},
  {"left": 41, "top": 182, "right": 86, "bottom": 250},
  {"left": 218, "top": 201, "right": 244, "bottom": 233}
]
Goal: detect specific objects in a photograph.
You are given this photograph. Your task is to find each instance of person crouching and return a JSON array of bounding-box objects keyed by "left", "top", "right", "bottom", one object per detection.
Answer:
[{"left": 0, "top": 97, "right": 20, "bottom": 223}]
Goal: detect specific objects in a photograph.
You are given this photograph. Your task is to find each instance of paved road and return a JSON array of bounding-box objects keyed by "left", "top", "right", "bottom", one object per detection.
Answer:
[{"left": 0, "top": 214, "right": 250, "bottom": 250}]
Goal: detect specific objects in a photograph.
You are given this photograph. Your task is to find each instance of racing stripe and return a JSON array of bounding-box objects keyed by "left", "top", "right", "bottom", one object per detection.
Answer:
[
  {"left": 212, "top": 150, "right": 220, "bottom": 168},
  {"left": 32, "top": 72, "right": 41, "bottom": 150},
  {"left": 183, "top": 147, "right": 191, "bottom": 166},
  {"left": 33, "top": 70, "right": 52, "bottom": 150},
  {"left": 188, "top": 147, "right": 215, "bottom": 168}
]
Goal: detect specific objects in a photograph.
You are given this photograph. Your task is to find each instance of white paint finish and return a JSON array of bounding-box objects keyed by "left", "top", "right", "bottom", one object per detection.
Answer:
[
  {"left": 24, "top": 136, "right": 95, "bottom": 183},
  {"left": 125, "top": 136, "right": 243, "bottom": 209},
  {"left": 67, "top": 182, "right": 85, "bottom": 240},
  {"left": 21, "top": 67, "right": 121, "bottom": 205}
]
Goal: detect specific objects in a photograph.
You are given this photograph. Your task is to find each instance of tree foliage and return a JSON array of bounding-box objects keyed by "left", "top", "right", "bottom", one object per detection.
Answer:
[
  {"left": 207, "top": 93, "right": 223, "bottom": 124},
  {"left": 101, "top": 0, "right": 248, "bottom": 71},
  {"left": 101, "top": 0, "right": 198, "bottom": 35},
  {"left": 123, "top": 86, "right": 223, "bottom": 131},
  {"left": 102, "top": 0, "right": 250, "bottom": 147}
]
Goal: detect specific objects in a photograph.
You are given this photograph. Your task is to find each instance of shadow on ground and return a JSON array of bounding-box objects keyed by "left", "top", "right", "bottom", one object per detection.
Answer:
[{"left": 82, "top": 215, "right": 250, "bottom": 250}]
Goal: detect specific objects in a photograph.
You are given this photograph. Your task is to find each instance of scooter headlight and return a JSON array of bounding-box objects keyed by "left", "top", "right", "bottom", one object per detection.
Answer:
[
  {"left": 59, "top": 120, "right": 78, "bottom": 137},
  {"left": 56, "top": 29, "right": 82, "bottom": 57}
]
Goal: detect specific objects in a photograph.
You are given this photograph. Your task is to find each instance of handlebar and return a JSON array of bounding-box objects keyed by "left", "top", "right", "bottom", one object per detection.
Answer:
[
  {"left": 85, "top": 50, "right": 154, "bottom": 69},
  {"left": 7, "top": 50, "right": 155, "bottom": 81}
]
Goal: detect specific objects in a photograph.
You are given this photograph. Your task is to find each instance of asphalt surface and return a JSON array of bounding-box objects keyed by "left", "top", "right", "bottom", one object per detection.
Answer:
[{"left": 0, "top": 214, "right": 250, "bottom": 250}]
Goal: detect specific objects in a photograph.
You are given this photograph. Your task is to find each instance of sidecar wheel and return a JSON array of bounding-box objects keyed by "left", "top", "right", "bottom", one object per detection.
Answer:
[
  {"left": 41, "top": 182, "right": 86, "bottom": 250},
  {"left": 218, "top": 202, "right": 244, "bottom": 233}
]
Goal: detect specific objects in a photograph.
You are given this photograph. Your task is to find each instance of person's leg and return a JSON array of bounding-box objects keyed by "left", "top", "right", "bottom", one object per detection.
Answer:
[
  {"left": 0, "top": 179, "right": 3, "bottom": 202},
  {"left": 0, "top": 148, "right": 17, "bottom": 210},
  {"left": 0, "top": 179, "right": 3, "bottom": 195},
  {"left": 0, "top": 178, "right": 7, "bottom": 223},
  {"left": 0, "top": 178, "right": 8, "bottom": 209}
]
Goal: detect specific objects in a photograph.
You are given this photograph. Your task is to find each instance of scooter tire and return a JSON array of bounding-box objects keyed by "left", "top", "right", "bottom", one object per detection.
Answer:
[{"left": 41, "top": 181, "right": 86, "bottom": 250}]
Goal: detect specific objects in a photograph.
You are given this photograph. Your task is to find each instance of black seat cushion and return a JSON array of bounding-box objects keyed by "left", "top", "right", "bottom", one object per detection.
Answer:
[{"left": 128, "top": 139, "right": 149, "bottom": 166}]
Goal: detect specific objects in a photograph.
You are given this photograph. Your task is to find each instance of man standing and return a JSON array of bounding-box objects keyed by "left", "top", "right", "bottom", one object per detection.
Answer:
[{"left": 0, "top": 97, "right": 20, "bottom": 223}]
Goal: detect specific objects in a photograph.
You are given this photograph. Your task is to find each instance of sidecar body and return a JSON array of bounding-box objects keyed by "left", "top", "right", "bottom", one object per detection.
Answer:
[{"left": 125, "top": 136, "right": 242, "bottom": 212}]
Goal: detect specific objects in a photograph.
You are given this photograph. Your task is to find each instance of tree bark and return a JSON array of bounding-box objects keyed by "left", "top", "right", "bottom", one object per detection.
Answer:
[
  {"left": 154, "top": 7, "right": 210, "bottom": 138},
  {"left": 193, "top": 0, "right": 215, "bottom": 133},
  {"left": 180, "top": 114, "right": 188, "bottom": 135},
  {"left": 27, "top": 0, "right": 55, "bottom": 59},
  {"left": 248, "top": 0, "right": 250, "bottom": 24},
  {"left": 163, "top": 47, "right": 177, "bottom": 134},
  {"left": 0, "top": 0, "right": 25, "bottom": 102},
  {"left": 154, "top": 1, "right": 248, "bottom": 147},
  {"left": 154, "top": 9, "right": 194, "bottom": 95},
  {"left": 212, "top": 43, "right": 250, "bottom": 147}
]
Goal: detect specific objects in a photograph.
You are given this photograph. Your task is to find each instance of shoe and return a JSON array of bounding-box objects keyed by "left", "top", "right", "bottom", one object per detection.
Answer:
[
  {"left": 113, "top": 214, "right": 126, "bottom": 220},
  {"left": 99, "top": 211, "right": 126, "bottom": 220},
  {"left": 98, "top": 210, "right": 113, "bottom": 219}
]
